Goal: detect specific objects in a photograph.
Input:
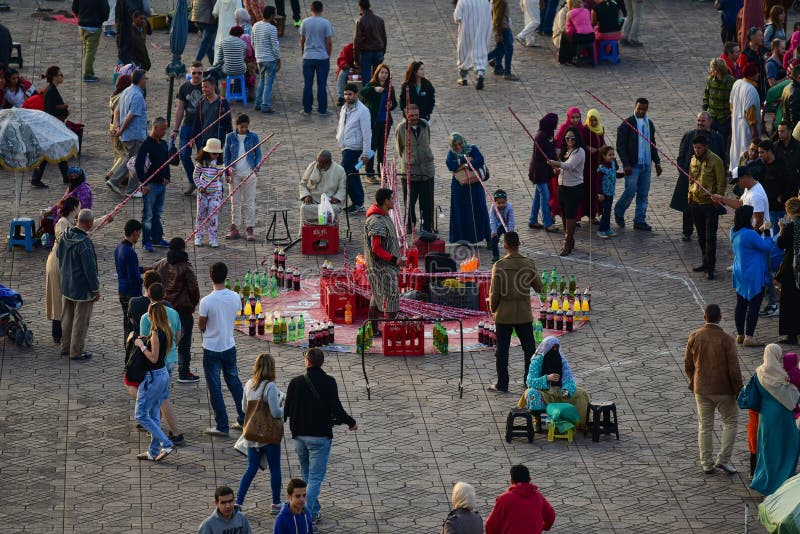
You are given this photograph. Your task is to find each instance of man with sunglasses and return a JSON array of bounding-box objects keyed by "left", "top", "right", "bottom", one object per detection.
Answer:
[{"left": 172, "top": 61, "right": 205, "bottom": 195}]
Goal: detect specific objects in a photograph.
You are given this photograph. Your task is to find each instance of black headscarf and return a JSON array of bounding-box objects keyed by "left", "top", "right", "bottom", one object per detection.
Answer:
[
  {"left": 733, "top": 205, "right": 754, "bottom": 232},
  {"left": 541, "top": 345, "right": 563, "bottom": 387}
]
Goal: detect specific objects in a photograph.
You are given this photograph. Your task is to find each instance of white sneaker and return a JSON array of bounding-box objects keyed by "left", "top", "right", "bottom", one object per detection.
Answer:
[
  {"left": 210, "top": 241, "right": 219, "bottom": 248},
  {"left": 131, "top": 191, "right": 143, "bottom": 198},
  {"left": 194, "top": 237, "right": 202, "bottom": 247}
]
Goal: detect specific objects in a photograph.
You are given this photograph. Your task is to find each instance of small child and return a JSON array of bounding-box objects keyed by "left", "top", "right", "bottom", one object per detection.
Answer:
[
  {"left": 193, "top": 139, "right": 226, "bottom": 248},
  {"left": 596, "top": 145, "right": 620, "bottom": 238},
  {"left": 489, "top": 189, "right": 516, "bottom": 262},
  {"left": 783, "top": 352, "right": 800, "bottom": 419}
]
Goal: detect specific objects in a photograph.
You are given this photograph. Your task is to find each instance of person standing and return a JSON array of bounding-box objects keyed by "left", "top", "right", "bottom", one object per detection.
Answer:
[
  {"left": 684, "top": 303, "right": 743, "bottom": 475},
  {"left": 352, "top": 0, "right": 386, "bottom": 83},
  {"left": 485, "top": 465, "right": 556, "bottom": 534},
  {"left": 446, "top": 133, "right": 491, "bottom": 245},
  {"left": 487, "top": 231, "right": 543, "bottom": 393},
  {"left": 614, "top": 97, "right": 663, "bottom": 231},
  {"left": 702, "top": 59, "right": 735, "bottom": 150},
  {"left": 284, "top": 348, "right": 357, "bottom": 528},
  {"left": 454, "top": 0, "right": 492, "bottom": 89},
  {"left": 114, "top": 219, "right": 143, "bottom": 343},
  {"left": 738, "top": 27, "right": 767, "bottom": 99},
  {"left": 547, "top": 126, "right": 585, "bottom": 256},
  {"left": 116, "top": 0, "right": 143, "bottom": 64},
  {"left": 364, "top": 188, "right": 404, "bottom": 325},
  {"left": 528, "top": 113, "right": 559, "bottom": 232},
  {"left": 72, "top": 0, "right": 109, "bottom": 82},
  {"left": 150, "top": 238, "right": 201, "bottom": 383},
  {"left": 360, "top": 63, "right": 396, "bottom": 182},
  {"left": 776, "top": 197, "right": 800, "bottom": 345},
  {"left": 198, "top": 486, "right": 253, "bottom": 534},
  {"left": 299, "top": 1, "right": 333, "bottom": 116},
  {"left": 728, "top": 64, "right": 761, "bottom": 172},
  {"left": 687, "top": 135, "right": 726, "bottom": 280},
  {"left": 108, "top": 69, "right": 148, "bottom": 196},
  {"left": 31, "top": 66, "right": 71, "bottom": 189},
  {"left": 192, "top": 0, "right": 218, "bottom": 64},
  {"left": 137, "top": 117, "right": 171, "bottom": 252},
  {"left": 398, "top": 61, "right": 436, "bottom": 121},
  {"left": 252, "top": 6, "right": 281, "bottom": 114},
  {"left": 200, "top": 262, "right": 246, "bottom": 436},
  {"left": 212, "top": 0, "right": 244, "bottom": 58},
  {"left": 131, "top": 10, "right": 152, "bottom": 71},
  {"left": 516, "top": 0, "right": 539, "bottom": 47},
  {"left": 107, "top": 75, "right": 133, "bottom": 185},
  {"left": 337, "top": 83, "right": 372, "bottom": 213},
  {"left": 194, "top": 76, "right": 233, "bottom": 151},
  {"left": 487, "top": 0, "right": 519, "bottom": 80},
  {"left": 224, "top": 114, "right": 262, "bottom": 241},
  {"left": 56, "top": 209, "right": 99, "bottom": 361},
  {"left": 45, "top": 197, "right": 80, "bottom": 344},
  {"left": 276, "top": 0, "right": 301, "bottom": 28},
  {"left": 395, "top": 103, "right": 436, "bottom": 235},
  {"left": 171, "top": 61, "right": 205, "bottom": 195},
  {"left": 719, "top": 0, "right": 742, "bottom": 44},
  {"left": 619, "top": 0, "right": 642, "bottom": 47},
  {"left": 273, "top": 479, "right": 313, "bottom": 534}
]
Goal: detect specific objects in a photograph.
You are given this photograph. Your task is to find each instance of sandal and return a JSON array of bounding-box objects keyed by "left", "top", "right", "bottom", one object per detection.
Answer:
[
  {"left": 137, "top": 452, "right": 155, "bottom": 461},
  {"left": 155, "top": 447, "right": 174, "bottom": 462}
]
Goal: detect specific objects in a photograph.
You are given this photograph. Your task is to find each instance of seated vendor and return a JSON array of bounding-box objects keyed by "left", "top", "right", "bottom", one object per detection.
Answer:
[
  {"left": 299, "top": 149, "right": 347, "bottom": 225},
  {"left": 523, "top": 336, "right": 590, "bottom": 429}
]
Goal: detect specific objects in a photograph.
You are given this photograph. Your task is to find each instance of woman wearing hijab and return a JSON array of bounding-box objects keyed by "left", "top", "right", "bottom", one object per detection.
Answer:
[
  {"left": 582, "top": 109, "right": 606, "bottom": 224},
  {"left": 547, "top": 126, "right": 586, "bottom": 256},
  {"left": 783, "top": 31, "right": 800, "bottom": 69},
  {"left": 446, "top": 133, "right": 491, "bottom": 245},
  {"left": 522, "top": 335, "right": 590, "bottom": 429},
  {"left": 48, "top": 167, "right": 93, "bottom": 218},
  {"left": 441, "top": 482, "right": 483, "bottom": 534},
  {"left": 528, "top": 113, "right": 560, "bottom": 232},
  {"left": 730, "top": 205, "right": 773, "bottom": 346},
  {"left": 776, "top": 196, "right": 800, "bottom": 344},
  {"left": 750, "top": 343, "right": 800, "bottom": 495},
  {"left": 550, "top": 107, "right": 587, "bottom": 220}
]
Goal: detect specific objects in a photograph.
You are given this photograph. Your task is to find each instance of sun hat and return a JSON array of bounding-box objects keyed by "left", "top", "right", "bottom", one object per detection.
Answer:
[{"left": 202, "top": 138, "right": 223, "bottom": 153}]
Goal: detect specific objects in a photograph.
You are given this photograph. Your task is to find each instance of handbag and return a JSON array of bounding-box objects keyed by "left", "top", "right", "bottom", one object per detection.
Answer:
[
  {"left": 124, "top": 332, "right": 148, "bottom": 384},
  {"left": 737, "top": 374, "right": 762, "bottom": 411},
  {"left": 233, "top": 435, "right": 269, "bottom": 470},
  {"left": 242, "top": 382, "right": 284, "bottom": 444}
]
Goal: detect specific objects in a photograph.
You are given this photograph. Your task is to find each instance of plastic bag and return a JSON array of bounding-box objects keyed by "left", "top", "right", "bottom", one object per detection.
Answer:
[
  {"left": 318, "top": 194, "right": 335, "bottom": 225},
  {"left": 546, "top": 402, "right": 580, "bottom": 433},
  {"left": 759, "top": 473, "right": 800, "bottom": 533}
]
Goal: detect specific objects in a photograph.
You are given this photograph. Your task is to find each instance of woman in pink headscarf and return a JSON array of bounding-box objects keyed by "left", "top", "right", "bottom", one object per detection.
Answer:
[
  {"left": 784, "top": 31, "right": 800, "bottom": 69},
  {"left": 551, "top": 107, "right": 588, "bottom": 220}
]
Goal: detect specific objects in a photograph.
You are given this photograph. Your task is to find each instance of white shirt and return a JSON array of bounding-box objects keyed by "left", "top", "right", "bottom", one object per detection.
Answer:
[
  {"left": 741, "top": 182, "right": 769, "bottom": 222},
  {"left": 234, "top": 134, "right": 251, "bottom": 175},
  {"left": 199, "top": 288, "right": 241, "bottom": 352}
]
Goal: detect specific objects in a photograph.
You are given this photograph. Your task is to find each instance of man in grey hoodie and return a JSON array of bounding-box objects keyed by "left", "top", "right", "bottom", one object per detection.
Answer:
[
  {"left": 197, "top": 486, "right": 252, "bottom": 534},
  {"left": 56, "top": 209, "right": 99, "bottom": 361}
]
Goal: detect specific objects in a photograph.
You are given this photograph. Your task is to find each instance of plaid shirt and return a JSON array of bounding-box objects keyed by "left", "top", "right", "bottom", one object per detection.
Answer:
[{"left": 702, "top": 74, "right": 735, "bottom": 122}]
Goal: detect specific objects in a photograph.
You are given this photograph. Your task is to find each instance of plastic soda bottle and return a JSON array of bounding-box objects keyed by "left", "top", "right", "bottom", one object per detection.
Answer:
[
  {"left": 356, "top": 327, "right": 364, "bottom": 353},
  {"left": 565, "top": 309, "right": 574, "bottom": 332},
  {"left": 257, "top": 313, "right": 265, "bottom": 335},
  {"left": 272, "top": 317, "right": 281, "bottom": 343},
  {"left": 288, "top": 317, "right": 297, "bottom": 342},
  {"left": 248, "top": 315, "right": 256, "bottom": 336},
  {"left": 297, "top": 315, "right": 305, "bottom": 340},
  {"left": 559, "top": 275, "right": 566, "bottom": 293},
  {"left": 569, "top": 275, "right": 577, "bottom": 298},
  {"left": 280, "top": 317, "right": 288, "bottom": 342},
  {"left": 541, "top": 271, "right": 550, "bottom": 294},
  {"left": 572, "top": 295, "right": 581, "bottom": 317},
  {"left": 225, "top": 278, "right": 231, "bottom": 290},
  {"left": 344, "top": 302, "right": 353, "bottom": 324},
  {"left": 581, "top": 293, "right": 590, "bottom": 321},
  {"left": 244, "top": 270, "right": 252, "bottom": 291},
  {"left": 550, "top": 268, "right": 557, "bottom": 288},
  {"left": 533, "top": 319, "right": 543, "bottom": 344},
  {"left": 550, "top": 294, "right": 560, "bottom": 311},
  {"left": 555, "top": 310, "right": 563, "bottom": 331},
  {"left": 561, "top": 291, "right": 570, "bottom": 312},
  {"left": 235, "top": 308, "right": 242, "bottom": 326}
]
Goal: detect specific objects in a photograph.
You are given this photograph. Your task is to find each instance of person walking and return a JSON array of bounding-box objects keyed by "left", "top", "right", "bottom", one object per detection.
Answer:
[
  {"left": 687, "top": 135, "right": 726, "bottom": 280},
  {"left": 224, "top": 114, "right": 262, "bottom": 241},
  {"left": 487, "top": 0, "right": 519, "bottom": 80},
  {"left": 114, "top": 219, "right": 143, "bottom": 343},
  {"left": 192, "top": 0, "right": 218, "bottom": 64},
  {"left": 614, "top": 97, "right": 663, "bottom": 231},
  {"left": 352, "top": 0, "right": 386, "bottom": 83},
  {"left": 284, "top": 348, "right": 357, "bottom": 528},
  {"left": 360, "top": 63, "right": 396, "bottom": 182},
  {"left": 71, "top": 0, "right": 109, "bottom": 82},
  {"left": 45, "top": 197, "right": 80, "bottom": 344},
  {"left": 31, "top": 66, "right": 71, "bottom": 188},
  {"left": 485, "top": 464, "right": 556, "bottom": 534},
  {"left": 528, "top": 113, "right": 559, "bottom": 232},
  {"left": 137, "top": 117, "right": 171, "bottom": 252},
  {"left": 619, "top": 0, "right": 642, "bottom": 47},
  {"left": 273, "top": 479, "right": 313, "bottom": 534},
  {"left": 454, "top": 0, "right": 492, "bottom": 89},
  {"left": 684, "top": 303, "right": 743, "bottom": 475},
  {"left": 487, "top": 231, "right": 543, "bottom": 393},
  {"left": 252, "top": 5, "right": 281, "bottom": 114},
  {"left": 200, "top": 262, "right": 246, "bottom": 436},
  {"left": 337, "top": 83, "right": 372, "bottom": 213},
  {"left": 171, "top": 61, "right": 205, "bottom": 195},
  {"left": 395, "top": 104, "right": 435, "bottom": 235},
  {"left": 108, "top": 69, "right": 148, "bottom": 196},
  {"left": 299, "top": 1, "right": 333, "bottom": 116}
]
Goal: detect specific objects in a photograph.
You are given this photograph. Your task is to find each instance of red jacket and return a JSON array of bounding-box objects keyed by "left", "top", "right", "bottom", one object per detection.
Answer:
[
  {"left": 485, "top": 483, "right": 556, "bottom": 534},
  {"left": 336, "top": 43, "right": 354, "bottom": 77}
]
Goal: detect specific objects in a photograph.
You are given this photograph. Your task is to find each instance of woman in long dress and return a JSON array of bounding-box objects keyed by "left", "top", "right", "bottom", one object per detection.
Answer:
[
  {"left": 446, "top": 133, "right": 491, "bottom": 245},
  {"left": 581, "top": 109, "right": 606, "bottom": 224},
  {"left": 45, "top": 197, "right": 80, "bottom": 344}
]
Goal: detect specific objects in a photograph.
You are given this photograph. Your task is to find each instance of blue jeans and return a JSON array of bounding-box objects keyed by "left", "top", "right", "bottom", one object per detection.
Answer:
[
  {"left": 614, "top": 163, "right": 652, "bottom": 224},
  {"left": 293, "top": 436, "right": 333, "bottom": 518},
  {"left": 336, "top": 69, "right": 349, "bottom": 98},
  {"left": 195, "top": 22, "right": 217, "bottom": 63},
  {"left": 488, "top": 29, "right": 514, "bottom": 74},
  {"left": 202, "top": 346, "right": 245, "bottom": 433},
  {"left": 179, "top": 124, "right": 196, "bottom": 186},
  {"left": 142, "top": 183, "right": 166, "bottom": 245},
  {"left": 302, "top": 58, "right": 330, "bottom": 114},
  {"left": 539, "top": 0, "right": 559, "bottom": 34},
  {"left": 255, "top": 61, "right": 278, "bottom": 111},
  {"left": 359, "top": 51, "right": 384, "bottom": 83},
  {"left": 342, "top": 149, "right": 364, "bottom": 207},
  {"left": 237, "top": 444, "right": 282, "bottom": 506},
  {"left": 135, "top": 367, "right": 173, "bottom": 457},
  {"left": 529, "top": 183, "right": 553, "bottom": 226},
  {"left": 598, "top": 195, "right": 614, "bottom": 232},
  {"left": 491, "top": 225, "right": 507, "bottom": 259}
]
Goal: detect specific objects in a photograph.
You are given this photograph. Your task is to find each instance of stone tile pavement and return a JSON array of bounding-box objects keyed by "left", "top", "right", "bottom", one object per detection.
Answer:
[{"left": 0, "top": 0, "right": 788, "bottom": 532}]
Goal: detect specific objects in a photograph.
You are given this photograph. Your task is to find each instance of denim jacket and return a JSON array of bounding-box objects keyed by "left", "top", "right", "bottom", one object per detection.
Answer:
[{"left": 223, "top": 131, "right": 262, "bottom": 170}]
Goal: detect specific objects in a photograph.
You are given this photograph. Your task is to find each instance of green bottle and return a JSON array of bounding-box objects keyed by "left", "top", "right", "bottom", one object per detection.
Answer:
[
  {"left": 568, "top": 275, "right": 577, "bottom": 299},
  {"left": 244, "top": 270, "right": 252, "bottom": 289},
  {"left": 272, "top": 317, "right": 280, "bottom": 343},
  {"left": 297, "top": 315, "right": 305, "bottom": 340},
  {"left": 225, "top": 278, "right": 231, "bottom": 290},
  {"left": 288, "top": 317, "right": 297, "bottom": 342},
  {"left": 280, "top": 317, "right": 287, "bottom": 343}
]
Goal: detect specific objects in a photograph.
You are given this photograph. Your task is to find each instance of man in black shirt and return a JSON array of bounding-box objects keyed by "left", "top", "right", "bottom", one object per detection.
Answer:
[
  {"left": 759, "top": 139, "right": 799, "bottom": 224},
  {"left": 194, "top": 77, "right": 233, "bottom": 152},
  {"left": 775, "top": 121, "right": 800, "bottom": 185},
  {"left": 171, "top": 61, "right": 205, "bottom": 195},
  {"left": 136, "top": 117, "right": 171, "bottom": 253}
]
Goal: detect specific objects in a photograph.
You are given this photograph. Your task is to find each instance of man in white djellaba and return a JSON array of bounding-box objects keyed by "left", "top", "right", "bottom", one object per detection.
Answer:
[{"left": 454, "top": 0, "right": 492, "bottom": 90}]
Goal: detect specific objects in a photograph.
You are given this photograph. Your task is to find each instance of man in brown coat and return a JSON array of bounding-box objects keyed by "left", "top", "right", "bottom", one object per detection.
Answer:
[
  {"left": 488, "top": 231, "right": 543, "bottom": 392},
  {"left": 684, "top": 303, "right": 743, "bottom": 475}
]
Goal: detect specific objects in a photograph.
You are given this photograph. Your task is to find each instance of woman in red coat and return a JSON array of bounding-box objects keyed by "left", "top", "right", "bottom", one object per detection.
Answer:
[{"left": 581, "top": 108, "right": 606, "bottom": 224}]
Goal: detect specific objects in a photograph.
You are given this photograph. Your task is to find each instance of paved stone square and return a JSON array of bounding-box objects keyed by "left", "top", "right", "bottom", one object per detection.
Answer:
[{"left": 0, "top": 0, "right": 787, "bottom": 532}]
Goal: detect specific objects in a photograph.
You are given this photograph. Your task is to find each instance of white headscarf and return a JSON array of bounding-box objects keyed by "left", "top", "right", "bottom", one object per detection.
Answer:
[
  {"left": 757, "top": 343, "right": 800, "bottom": 411},
  {"left": 451, "top": 482, "right": 476, "bottom": 511}
]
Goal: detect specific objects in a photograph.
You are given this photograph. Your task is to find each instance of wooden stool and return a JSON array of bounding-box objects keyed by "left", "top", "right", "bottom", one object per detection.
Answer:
[
  {"left": 585, "top": 401, "right": 619, "bottom": 442},
  {"left": 265, "top": 208, "right": 292, "bottom": 245},
  {"left": 505, "top": 408, "right": 534, "bottom": 443},
  {"left": 8, "top": 218, "right": 36, "bottom": 252}
]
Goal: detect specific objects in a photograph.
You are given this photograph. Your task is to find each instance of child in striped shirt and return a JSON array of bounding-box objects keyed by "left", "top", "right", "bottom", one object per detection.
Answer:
[{"left": 193, "top": 138, "right": 226, "bottom": 248}]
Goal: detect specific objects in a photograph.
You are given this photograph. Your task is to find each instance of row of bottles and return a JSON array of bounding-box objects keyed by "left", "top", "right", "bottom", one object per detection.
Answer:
[
  {"left": 540, "top": 270, "right": 579, "bottom": 300},
  {"left": 433, "top": 322, "right": 449, "bottom": 354},
  {"left": 308, "top": 322, "right": 336, "bottom": 347},
  {"left": 226, "top": 266, "right": 301, "bottom": 300},
  {"left": 355, "top": 321, "right": 374, "bottom": 353},
  {"left": 478, "top": 322, "right": 497, "bottom": 347}
]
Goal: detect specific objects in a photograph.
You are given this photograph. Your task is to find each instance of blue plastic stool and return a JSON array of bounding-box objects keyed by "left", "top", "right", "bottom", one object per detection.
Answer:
[
  {"left": 597, "top": 39, "right": 620, "bottom": 65},
  {"left": 225, "top": 74, "right": 247, "bottom": 106},
  {"left": 8, "top": 218, "right": 36, "bottom": 252}
]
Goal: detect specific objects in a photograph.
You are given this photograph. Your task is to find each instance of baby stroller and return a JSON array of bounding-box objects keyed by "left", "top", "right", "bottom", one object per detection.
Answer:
[{"left": 0, "top": 284, "right": 32, "bottom": 347}]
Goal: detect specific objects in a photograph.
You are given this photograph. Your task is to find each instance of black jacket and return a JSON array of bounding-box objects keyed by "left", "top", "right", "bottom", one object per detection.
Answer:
[
  {"left": 284, "top": 367, "right": 356, "bottom": 439},
  {"left": 670, "top": 128, "right": 726, "bottom": 212},
  {"left": 616, "top": 115, "right": 661, "bottom": 168},
  {"left": 72, "top": 0, "right": 111, "bottom": 28},
  {"left": 0, "top": 24, "right": 11, "bottom": 67},
  {"left": 399, "top": 79, "right": 436, "bottom": 122}
]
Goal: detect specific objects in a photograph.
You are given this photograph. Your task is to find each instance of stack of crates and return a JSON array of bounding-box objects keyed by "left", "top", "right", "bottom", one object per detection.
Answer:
[{"left": 382, "top": 322, "right": 425, "bottom": 356}]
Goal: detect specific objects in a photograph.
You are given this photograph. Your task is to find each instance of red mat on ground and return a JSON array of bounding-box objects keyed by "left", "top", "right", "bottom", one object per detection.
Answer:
[
  {"left": 51, "top": 14, "right": 78, "bottom": 25},
  {"left": 234, "top": 277, "right": 586, "bottom": 353}
]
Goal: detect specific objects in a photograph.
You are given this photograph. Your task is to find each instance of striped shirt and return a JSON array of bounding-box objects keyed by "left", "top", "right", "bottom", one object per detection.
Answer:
[
  {"left": 252, "top": 20, "right": 280, "bottom": 63},
  {"left": 214, "top": 36, "right": 247, "bottom": 76},
  {"left": 703, "top": 73, "right": 735, "bottom": 122}
]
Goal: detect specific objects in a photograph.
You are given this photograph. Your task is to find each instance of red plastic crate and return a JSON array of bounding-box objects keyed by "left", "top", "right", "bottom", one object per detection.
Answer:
[
  {"left": 324, "top": 286, "right": 355, "bottom": 324},
  {"left": 479, "top": 279, "right": 490, "bottom": 312},
  {"left": 302, "top": 224, "right": 339, "bottom": 255},
  {"left": 320, "top": 272, "right": 348, "bottom": 310},
  {"left": 414, "top": 237, "right": 445, "bottom": 259},
  {"left": 382, "top": 322, "right": 425, "bottom": 356}
]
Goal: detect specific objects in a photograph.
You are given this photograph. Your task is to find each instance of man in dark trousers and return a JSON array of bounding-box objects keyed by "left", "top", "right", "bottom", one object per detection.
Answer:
[
  {"left": 114, "top": 219, "right": 142, "bottom": 343},
  {"left": 488, "top": 231, "right": 543, "bottom": 392},
  {"left": 0, "top": 23, "right": 11, "bottom": 67},
  {"left": 284, "top": 348, "right": 357, "bottom": 528},
  {"left": 136, "top": 117, "right": 171, "bottom": 252},
  {"left": 116, "top": 0, "right": 144, "bottom": 65},
  {"left": 395, "top": 104, "right": 436, "bottom": 236},
  {"left": 687, "top": 135, "right": 726, "bottom": 280},
  {"left": 71, "top": 0, "right": 110, "bottom": 82},
  {"left": 353, "top": 0, "right": 387, "bottom": 83}
]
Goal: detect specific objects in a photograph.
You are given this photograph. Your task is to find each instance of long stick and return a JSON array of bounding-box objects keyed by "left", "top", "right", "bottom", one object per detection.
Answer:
[
  {"left": 94, "top": 108, "right": 233, "bottom": 231},
  {"left": 462, "top": 156, "right": 508, "bottom": 233},
  {"left": 508, "top": 106, "right": 552, "bottom": 161}
]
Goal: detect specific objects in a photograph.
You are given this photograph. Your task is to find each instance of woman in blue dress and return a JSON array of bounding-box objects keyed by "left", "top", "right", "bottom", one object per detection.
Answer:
[
  {"left": 446, "top": 133, "right": 491, "bottom": 245},
  {"left": 751, "top": 343, "right": 800, "bottom": 495}
]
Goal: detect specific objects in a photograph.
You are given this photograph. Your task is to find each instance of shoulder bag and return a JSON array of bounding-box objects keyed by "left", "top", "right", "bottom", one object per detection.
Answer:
[
  {"left": 243, "top": 382, "right": 284, "bottom": 444},
  {"left": 124, "top": 331, "right": 148, "bottom": 384},
  {"left": 737, "top": 374, "right": 761, "bottom": 411},
  {"left": 304, "top": 373, "right": 339, "bottom": 425}
]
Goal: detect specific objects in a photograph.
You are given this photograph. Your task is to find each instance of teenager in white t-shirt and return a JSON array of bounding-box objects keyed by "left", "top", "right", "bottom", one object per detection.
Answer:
[{"left": 199, "top": 261, "right": 246, "bottom": 436}]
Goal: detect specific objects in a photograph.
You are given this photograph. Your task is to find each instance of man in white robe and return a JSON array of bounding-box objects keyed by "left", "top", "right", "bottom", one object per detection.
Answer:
[
  {"left": 299, "top": 150, "right": 347, "bottom": 224},
  {"left": 516, "top": 0, "right": 539, "bottom": 47},
  {"left": 729, "top": 64, "right": 762, "bottom": 172},
  {"left": 454, "top": 0, "right": 492, "bottom": 90}
]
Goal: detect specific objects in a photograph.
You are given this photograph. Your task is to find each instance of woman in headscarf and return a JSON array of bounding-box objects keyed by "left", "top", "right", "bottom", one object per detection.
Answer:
[
  {"left": 582, "top": 108, "right": 606, "bottom": 224},
  {"left": 441, "top": 482, "right": 483, "bottom": 534},
  {"left": 105, "top": 74, "right": 132, "bottom": 184},
  {"left": 528, "top": 113, "right": 560, "bottom": 233},
  {"left": 730, "top": 205, "right": 772, "bottom": 346},
  {"left": 47, "top": 167, "right": 93, "bottom": 218},
  {"left": 750, "top": 343, "right": 800, "bottom": 495},
  {"left": 522, "top": 335, "right": 590, "bottom": 429},
  {"left": 547, "top": 126, "right": 585, "bottom": 256},
  {"left": 783, "top": 31, "right": 800, "bottom": 69},
  {"left": 233, "top": 7, "right": 253, "bottom": 33},
  {"left": 446, "top": 133, "right": 491, "bottom": 245},
  {"left": 776, "top": 196, "right": 800, "bottom": 344},
  {"left": 233, "top": 10, "right": 257, "bottom": 91},
  {"left": 550, "top": 107, "right": 587, "bottom": 221}
]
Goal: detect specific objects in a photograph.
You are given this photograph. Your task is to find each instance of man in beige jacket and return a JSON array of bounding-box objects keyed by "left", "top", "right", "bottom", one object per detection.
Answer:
[
  {"left": 684, "top": 303, "right": 743, "bottom": 475},
  {"left": 488, "top": 231, "right": 543, "bottom": 392}
]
